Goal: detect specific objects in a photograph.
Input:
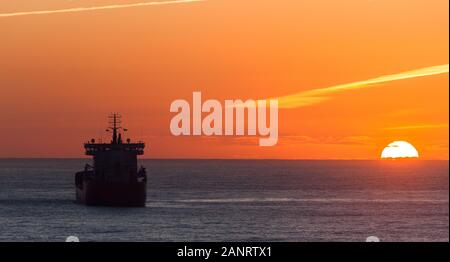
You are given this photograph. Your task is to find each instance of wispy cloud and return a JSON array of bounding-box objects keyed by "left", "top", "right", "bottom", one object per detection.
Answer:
[
  {"left": 0, "top": 0, "right": 204, "bottom": 18},
  {"left": 277, "top": 135, "right": 374, "bottom": 146},
  {"left": 197, "top": 135, "right": 374, "bottom": 146},
  {"left": 273, "top": 64, "right": 449, "bottom": 109},
  {"left": 382, "top": 124, "right": 448, "bottom": 130}
]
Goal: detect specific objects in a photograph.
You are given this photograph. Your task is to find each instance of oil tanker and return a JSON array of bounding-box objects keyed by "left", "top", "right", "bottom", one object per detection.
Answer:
[{"left": 75, "top": 114, "right": 147, "bottom": 207}]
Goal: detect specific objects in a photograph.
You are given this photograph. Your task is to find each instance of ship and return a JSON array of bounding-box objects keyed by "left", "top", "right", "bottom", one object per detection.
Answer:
[{"left": 75, "top": 114, "right": 147, "bottom": 207}]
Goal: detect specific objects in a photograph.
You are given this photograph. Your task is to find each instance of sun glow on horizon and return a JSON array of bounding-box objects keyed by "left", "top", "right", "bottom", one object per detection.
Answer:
[{"left": 381, "top": 141, "right": 419, "bottom": 159}]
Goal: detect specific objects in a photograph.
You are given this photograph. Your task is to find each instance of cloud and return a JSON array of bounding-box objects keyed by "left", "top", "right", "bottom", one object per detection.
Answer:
[
  {"left": 0, "top": 0, "right": 204, "bottom": 18},
  {"left": 382, "top": 124, "right": 448, "bottom": 130},
  {"left": 273, "top": 64, "right": 449, "bottom": 109},
  {"left": 198, "top": 135, "right": 374, "bottom": 146},
  {"left": 278, "top": 135, "right": 373, "bottom": 146}
]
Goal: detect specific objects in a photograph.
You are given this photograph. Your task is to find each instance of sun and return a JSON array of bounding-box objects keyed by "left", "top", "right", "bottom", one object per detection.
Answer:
[
  {"left": 380, "top": 141, "right": 419, "bottom": 159},
  {"left": 381, "top": 141, "right": 419, "bottom": 159}
]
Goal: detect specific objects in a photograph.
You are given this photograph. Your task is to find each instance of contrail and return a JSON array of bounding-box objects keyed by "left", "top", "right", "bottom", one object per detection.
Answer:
[
  {"left": 273, "top": 64, "right": 449, "bottom": 109},
  {"left": 0, "top": 0, "right": 204, "bottom": 18}
]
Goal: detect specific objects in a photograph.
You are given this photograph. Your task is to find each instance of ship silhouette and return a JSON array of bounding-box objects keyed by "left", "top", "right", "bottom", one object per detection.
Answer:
[{"left": 75, "top": 114, "right": 147, "bottom": 207}]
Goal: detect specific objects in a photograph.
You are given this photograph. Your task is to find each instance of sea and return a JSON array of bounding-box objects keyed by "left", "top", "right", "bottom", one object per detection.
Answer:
[{"left": 0, "top": 159, "right": 448, "bottom": 242}]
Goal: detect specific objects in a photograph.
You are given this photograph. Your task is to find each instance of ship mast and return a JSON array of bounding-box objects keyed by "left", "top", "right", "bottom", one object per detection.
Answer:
[{"left": 108, "top": 113, "right": 122, "bottom": 144}]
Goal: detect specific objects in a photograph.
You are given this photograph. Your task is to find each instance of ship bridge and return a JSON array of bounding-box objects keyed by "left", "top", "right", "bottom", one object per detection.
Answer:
[{"left": 84, "top": 113, "right": 145, "bottom": 155}]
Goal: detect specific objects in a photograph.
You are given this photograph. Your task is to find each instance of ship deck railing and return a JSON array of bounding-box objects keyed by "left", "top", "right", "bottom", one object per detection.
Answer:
[{"left": 84, "top": 142, "right": 145, "bottom": 155}]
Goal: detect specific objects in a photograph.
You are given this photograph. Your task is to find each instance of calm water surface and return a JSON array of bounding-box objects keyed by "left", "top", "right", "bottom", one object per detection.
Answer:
[{"left": 0, "top": 159, "right": 448, "bottom": 242}]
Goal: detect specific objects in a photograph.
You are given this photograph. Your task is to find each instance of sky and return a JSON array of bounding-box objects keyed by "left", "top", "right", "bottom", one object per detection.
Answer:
[{"left": 0, "top": 0, "right": 448, "bottom": 159}]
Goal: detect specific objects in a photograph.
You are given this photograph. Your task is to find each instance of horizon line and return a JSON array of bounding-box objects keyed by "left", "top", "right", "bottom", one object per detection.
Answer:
[{"left": 0, "top": 157, "right": 447, "bottom": 161}]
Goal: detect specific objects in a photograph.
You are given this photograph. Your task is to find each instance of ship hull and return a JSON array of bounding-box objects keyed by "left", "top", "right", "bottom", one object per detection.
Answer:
[{"left": 76, "top": 172, "right": 146, "bottom": 207}]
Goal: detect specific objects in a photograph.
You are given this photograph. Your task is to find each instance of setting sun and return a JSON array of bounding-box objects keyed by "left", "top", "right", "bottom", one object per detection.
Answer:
[{"left": 381, "top": 141, "right": 419, "bottom": 159}]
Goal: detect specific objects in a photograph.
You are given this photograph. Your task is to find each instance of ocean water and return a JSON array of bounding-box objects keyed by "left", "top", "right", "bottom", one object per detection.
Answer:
[{"left": 0, "top": 159, "right": 448, "bottom": 242}]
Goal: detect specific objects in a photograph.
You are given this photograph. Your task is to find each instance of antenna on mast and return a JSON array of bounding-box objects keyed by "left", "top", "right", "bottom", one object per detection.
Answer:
[
  {"left": 104, "top": 113, "right": 129, "bottom": 144},
  {"left": 106, "top": 113, "right": 122, "bottom": 144}
]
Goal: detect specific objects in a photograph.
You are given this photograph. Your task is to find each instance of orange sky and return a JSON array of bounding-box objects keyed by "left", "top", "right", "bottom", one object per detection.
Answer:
[{"left": 0, "top": 0, "right": 448, "bottom": 159}]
